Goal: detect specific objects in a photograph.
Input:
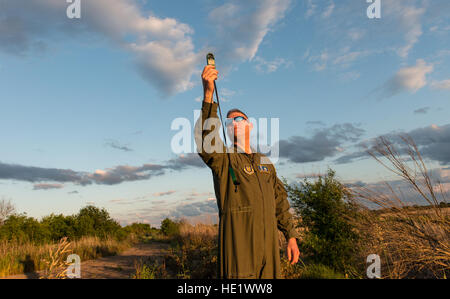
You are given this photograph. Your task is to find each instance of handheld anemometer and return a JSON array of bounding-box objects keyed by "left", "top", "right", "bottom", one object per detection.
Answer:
[{"left": 206, "top": 53, "right": 216, "bottom": 67}]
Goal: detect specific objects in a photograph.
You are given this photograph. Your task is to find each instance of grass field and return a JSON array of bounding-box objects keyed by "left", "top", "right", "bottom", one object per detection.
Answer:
[
  {"left": 133, "top": 204, "right": 449, "bottom": 279},
  {"left": 0, "top": 235, "right": 136, "bottom": 278}
]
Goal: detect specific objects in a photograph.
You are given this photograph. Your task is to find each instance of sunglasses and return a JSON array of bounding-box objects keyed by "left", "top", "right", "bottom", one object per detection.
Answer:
[{"left": 225, "top": 116, "right": 247, "bottom": 127}]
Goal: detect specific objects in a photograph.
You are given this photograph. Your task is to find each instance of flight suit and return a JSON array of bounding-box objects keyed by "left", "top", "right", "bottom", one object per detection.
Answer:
[{"left": 194, "top": 101, "right": 299, "bottom": 279}]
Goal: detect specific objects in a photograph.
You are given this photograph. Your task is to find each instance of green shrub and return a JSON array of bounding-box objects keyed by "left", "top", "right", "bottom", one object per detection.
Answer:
[
  {"left": 285, "top": 169, "right": 360, "bottom": 275},
  {"left": 74, "top": 206, "right": 122, "bottom": 239},
  {"left": 133, "top": 258, "right": 168, "bottom": 279},
  {"left": 160, "top": 218, "right": 180, "bottom": 237},
  {"left": 0, "top": 214, "right": 49, "bottom": 243},
  {"left": 41, "top": 214, "right": 76, "bottom": 241},
  {"left": 0, "top": 205, "right": 140, "bottom": 244}
]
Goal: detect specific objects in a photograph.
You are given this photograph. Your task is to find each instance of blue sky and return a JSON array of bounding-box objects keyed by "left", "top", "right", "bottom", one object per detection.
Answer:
[{"left": 0, "top": 0, "right": 449, "bottom": 226}]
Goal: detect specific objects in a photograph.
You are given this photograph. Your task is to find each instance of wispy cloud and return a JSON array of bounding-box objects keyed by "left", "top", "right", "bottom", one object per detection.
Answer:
[
  {"left": 0, "top": 152, "right": 206, "bottom": 187},
  {"left": 430, "top": 79, "right": 450, "bottom": 90},
  {"left": 152, "top": 190, "right": 176, "bottom": 197},
  {"left": 384, "top": 1, "right": 425, "bottom": 58},
  {"left": 304, "top": 50, "right": 329, "bottom": 71},
  {"left": 278, "top": 123, "right": 365, "bottom": 163},
  {"left": 336, "top": 123, "right": 450, "bottom": 166},
  {"left": 295, "top": 173, "right": 321, "bottom": 179},
  {"left": 0, "top": 0, "right": 200, "bottom": 96},
  {"left": 167, "top": 153, "right": 205, "bottom": 169},
  {"left": 380, "top": 59, "right": 433, "bottom": 98},
  {"left": 208, "top": 0, "right": 292, "bottom": 64},
  {"left": 305, "top": 0, "right": 317, "bottom": 18},
  {"left": 104, "top": 139, "right": 133, "bottom": 152},
  {"left": 321, "top": 1, "right": 335, "bottom": 18},
  {"left": 348, "top": 167, "right": 450, "bottom": 205},
  {"left": 168, "top": 200, "right": 218, "bottom": 219},
  {"left": 414, "top": 107, "right": 430, "bottom": 114},
  {"left": 302, "top": 0, "right": 439, "bottom": 71},
  {"left": 33, "top": 183, "right": 64, "bottom": 190},
  {"left": 254, "top": 56, "right": 292, "bottom": 73},
  {"left": 87, "top": 164, "right": 165, "bottom": 185},
  {"left": 304, "top": 46, "right": 375, "bottom": 72}
]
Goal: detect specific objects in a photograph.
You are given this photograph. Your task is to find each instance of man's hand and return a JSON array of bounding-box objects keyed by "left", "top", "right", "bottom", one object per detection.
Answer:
[
  {"left": 201, "top": 65, "right": 218, "bottom": 103},
  {"left": 287, "top": 237, "right": 300, "bottom": 265}
]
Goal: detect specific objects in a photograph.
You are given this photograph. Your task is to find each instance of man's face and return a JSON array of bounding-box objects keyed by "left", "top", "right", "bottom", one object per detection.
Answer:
[{"left": 226, "top": 111, "right": 253, "bottom": 145}]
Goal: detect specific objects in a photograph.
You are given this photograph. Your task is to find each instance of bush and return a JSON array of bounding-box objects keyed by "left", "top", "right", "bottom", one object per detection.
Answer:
[
  {"left": 285, "top": 169, "right": 360, "bottom": 275},
  {"left": 0, "top": 205, "right": 133, "bottom": 244},
  {"left": 160, "top": 218, "right": 180, "bottom": 237},
  {"left": 41, "top": 214, "right": 77, "bottom": 241},
  {"left": 74, "top": 206, "right": 122, "bottom": 239},
  {"left": 123, "top": 223, "right": 153, "bottom": 236},
  {"left": 0, "top": 214, "right": 49, "bottom": 243}
]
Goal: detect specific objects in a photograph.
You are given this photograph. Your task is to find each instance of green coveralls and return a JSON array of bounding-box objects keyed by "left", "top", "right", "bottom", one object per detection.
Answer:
[{"left": 195, "top": 101, "right": 299, "bottom": 279}]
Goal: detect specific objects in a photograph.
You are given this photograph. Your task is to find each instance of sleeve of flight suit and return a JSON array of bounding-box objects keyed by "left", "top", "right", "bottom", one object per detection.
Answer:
[
  {"left": 194, "top": 101, "right": 227, "bottom": 174},
  {"left": 274, "top": 172, "right": 299, "bottom": 241}
]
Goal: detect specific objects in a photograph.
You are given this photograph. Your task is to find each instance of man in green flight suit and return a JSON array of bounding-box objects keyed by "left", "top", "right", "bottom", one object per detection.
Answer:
[{"left": 194, "top": 64, "right": 300, "bottom": 279}]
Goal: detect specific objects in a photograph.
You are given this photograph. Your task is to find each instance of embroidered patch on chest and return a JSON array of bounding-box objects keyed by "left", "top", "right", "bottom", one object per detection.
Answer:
[
  {"left": 257, "top": 165, "right": 270, "bottom": 174},
  {"left": 243, "top": 165, "right": 254, "bottom": 175}
]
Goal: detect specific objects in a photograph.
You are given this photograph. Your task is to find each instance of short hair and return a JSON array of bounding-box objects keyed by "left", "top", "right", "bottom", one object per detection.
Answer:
[{"left": 227, "top": 108, "right": 248, "bottom": 119}]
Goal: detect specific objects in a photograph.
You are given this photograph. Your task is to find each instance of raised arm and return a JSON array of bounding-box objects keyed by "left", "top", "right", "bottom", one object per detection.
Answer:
[{"left": 194, "top": 65, "right": 227, "bottom": 174}]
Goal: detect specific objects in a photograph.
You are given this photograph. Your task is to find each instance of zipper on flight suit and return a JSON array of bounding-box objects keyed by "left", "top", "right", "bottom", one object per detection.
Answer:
[{"left": 248, "top": 153, "right": 266, "bottom": 269}]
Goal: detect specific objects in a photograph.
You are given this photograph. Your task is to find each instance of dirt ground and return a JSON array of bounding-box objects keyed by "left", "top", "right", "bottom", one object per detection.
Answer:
[{"left": 2, "top": 241, "right": 169, "bottom": 279}]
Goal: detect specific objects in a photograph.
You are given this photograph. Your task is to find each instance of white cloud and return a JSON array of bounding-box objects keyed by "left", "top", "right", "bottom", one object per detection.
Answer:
[
  {"left": 347, "top": 28, "right": 365, "bottom": 41},
  {"left": 305, "top": 50, "right": 329, "bottom": 71},
  {"left": 333, "top": 49, "right": 372, "bottom": 66},
  {"left": 305, "top": 46, "right": 372, "bottom": 72},
  {"left": 254, "top": 56, "right": 292, "bottom": 73},
  {"left": 152, "top": 190, "right": 176, "bottom": 197},
  {"left": 305, "top": 0, "right": 317, "bottom": 18},
  {"left": 384, "top": 1, "right": 426, "bottom": 58},
  {"left": 322, "top": 1, "right": 335, "bottom": 18},
  {"left": 1, "top": 0, "right": 292, "bottom": 96},
  {"left": 339, "top": 71, "right": 361, "bottom": 81},
  {"left": 430, "top": 79, "right": 450, "bottom": 90},
  {"left": 33, "top": 183, "right": 64, "bottom": 190},
  {"left": 0, "top": 0, "right": 201, "bottom": 96},
  {"left": 208, "top": 0, "right": 291, "bottom": 63},
  {"left": 382, "top": 59, "right": 433, "bottom": 97},
  {"left": 303, "top": 0, "right": 432, "bottom": 65}
]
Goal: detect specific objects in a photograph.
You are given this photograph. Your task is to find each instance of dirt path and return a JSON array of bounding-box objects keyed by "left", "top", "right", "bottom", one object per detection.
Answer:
[{"left": 3, "top": 241, "right": 170, "bottom": 279}]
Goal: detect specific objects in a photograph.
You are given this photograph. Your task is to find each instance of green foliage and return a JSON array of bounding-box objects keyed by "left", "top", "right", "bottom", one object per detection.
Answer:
[
  {"left": 133, "top": 258, "right": 168, "bottom": 279},
  {"left": 41, "top": 214, "right": 76, "bottom": 241},
  {"left": 0, "top": 214, "right": 48, "bottom": 243},
  {"left": 160, "top": 218, "right": 180, "bottom": 237},
  {"left": 123, "top": 223, "right": 155, "bottom": 242},
  {"left": 285, "top": 169, "right": 360, "bottom": 274},
  {"left": 0, "top": 205, "right": 151, "bottom": 244},
  {"left": 123, "top": 223, "right": 153, "bottom": 235},
  {"left": 74, "top": 206, "right": 122, "bottom": 239},
  {"left": 439, "top": 201, "right": 450, "bottom": 208}
]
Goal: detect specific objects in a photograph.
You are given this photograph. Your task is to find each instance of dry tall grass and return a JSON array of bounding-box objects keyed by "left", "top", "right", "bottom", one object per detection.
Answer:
[
  {"left": 352, "top": 135, "right": 450, "bottom": 278},
  {"left": 163, "top": 221, "right": 218, "bottom": 279},
  {"left": 178, "top": 221, "right": 218, "bottom": 246},
  {"left": 40, "top": 237, "right": 72, "bottom": 279},
  {"left": 0, "top": 236, "right": 133, "bottom": 278}
]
